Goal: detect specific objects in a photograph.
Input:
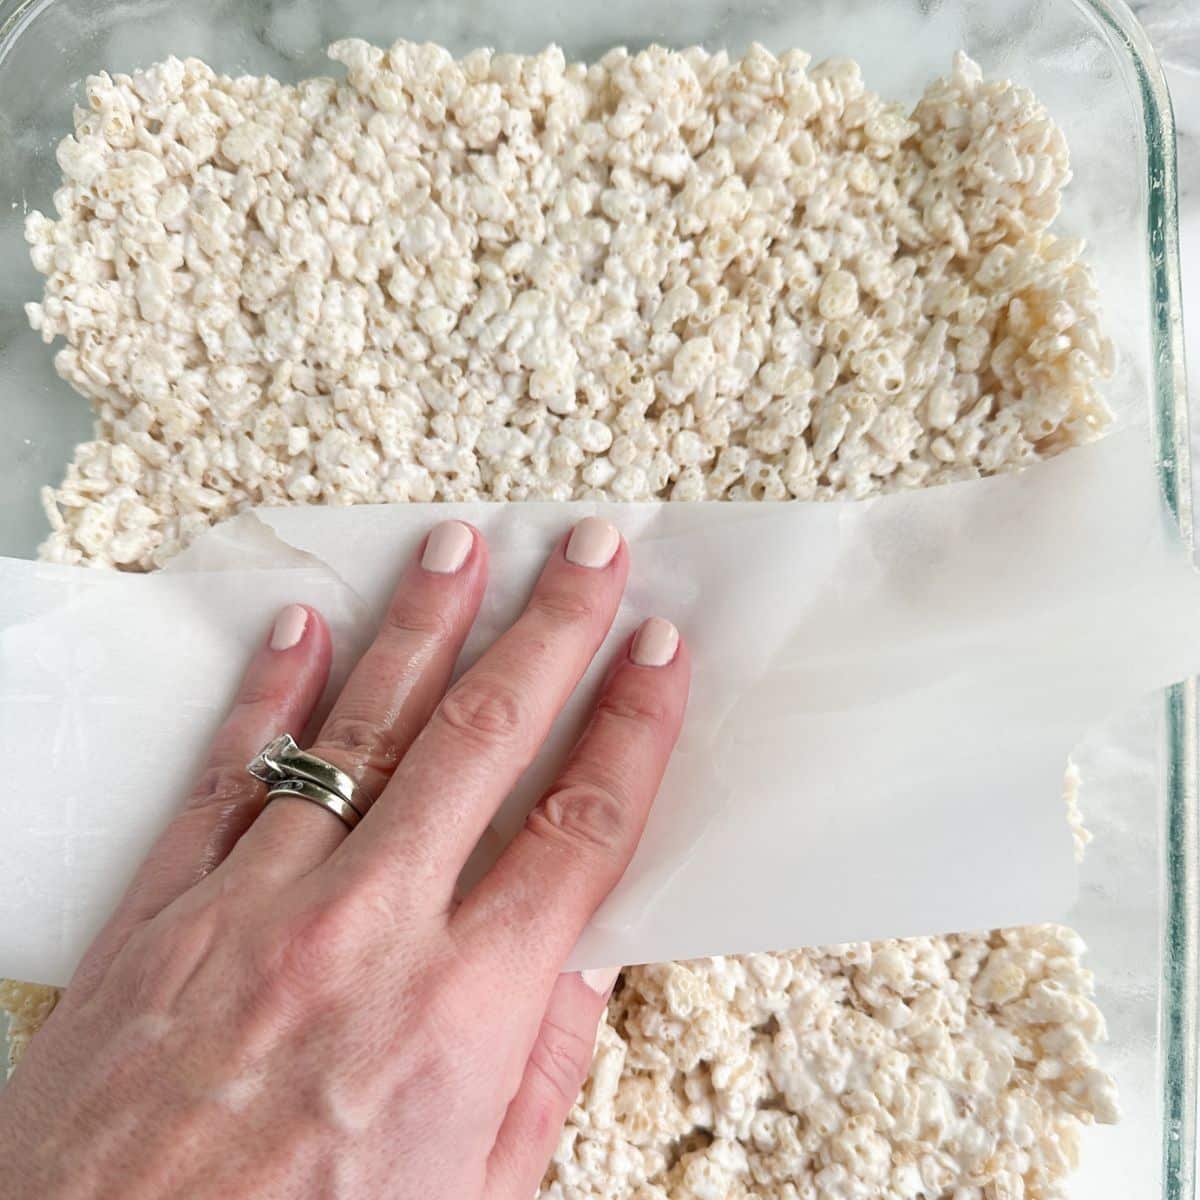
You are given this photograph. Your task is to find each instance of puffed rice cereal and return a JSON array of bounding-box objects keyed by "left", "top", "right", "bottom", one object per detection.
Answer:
[{"left": 9, "top": 39, "right": 1119, "bottom": 1199}]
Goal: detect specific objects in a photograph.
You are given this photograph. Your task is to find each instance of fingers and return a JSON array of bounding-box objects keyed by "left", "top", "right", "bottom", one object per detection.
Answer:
[
  {"left": 456, "top": 620, "right": 689, "bottom": 984},
  {"left": 328, "top": 517, "right": 629, "bottom": 902},
  {"left": 486, "top": 968, "right": 620, "bottom": 1200},
  {"left": 226, "top": 521, "right": 487, "bottom": 882},
  {"left": 70, "top": 605, "right": 331, "bottom": 993}
]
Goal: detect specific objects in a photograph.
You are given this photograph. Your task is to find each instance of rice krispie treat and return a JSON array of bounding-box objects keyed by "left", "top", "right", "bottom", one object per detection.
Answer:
[{"left": 9, "top": 40, "right": 1117, "bottom": 1199}]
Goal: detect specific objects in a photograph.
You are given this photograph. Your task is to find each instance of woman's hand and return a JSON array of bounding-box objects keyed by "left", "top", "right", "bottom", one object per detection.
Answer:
[{"left": 0, "top": 518, "right": 689, "bottom": 1200}]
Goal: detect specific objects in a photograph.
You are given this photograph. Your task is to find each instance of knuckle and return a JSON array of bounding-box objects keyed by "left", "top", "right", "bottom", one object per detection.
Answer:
[
  {"left": 384, "top": 595, "right": 457, "bottom": 643},
  {"left": 254, "top": 882, "right": 412, "bottom": 1012},
  {"left": 119, "top": 909, "right": 219, "bottom": 1010},
  {"left": 437, "top": 677, "right": 527, "bottom": 746},
  {"left": 595, "top": 686, "right": 671, "bottom": 729},
  {"left": 234, "top": 677, "right": 286, "bottom": 711},
  {"left": 255, "top": 896, "right": 365, "bottom": 1004},
  {"left": 317, "top": 713, "right": 405, "bottom": 778},
  {"left": 529, "top": 585, "right": 599, "bottom": 627},
  {"left": 187, "top": 760, "right": 254, "bottom": 816},
  {"left": 527, "top": 782, "right": 630, "bottom": 860},
  {"left": 146, "top": 809, "right": 244, "bottom": 895},
  {"left": 527, "top": 1017, "right": 593, "bottom": 1109}
]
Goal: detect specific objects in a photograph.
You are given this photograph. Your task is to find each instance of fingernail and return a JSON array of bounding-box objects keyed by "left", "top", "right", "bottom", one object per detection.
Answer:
[
  {"left": 631, "top": 617, "right": 679, "bottom": 668},
  {"left": 582, "top": 965, "right": 622, "bottom": 996},
  {"left": 422, "top": 521, "right": 473, "bottom": 574},
  {"left": 269, "top": 604, "right": 308, "bottom": 651},
  {"left": 566, "top": 517, "right": 620, "bottom": 569}
]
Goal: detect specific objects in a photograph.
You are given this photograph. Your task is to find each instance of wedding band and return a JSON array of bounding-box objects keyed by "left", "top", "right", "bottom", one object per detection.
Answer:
[
  {"left": 247, "top": 733, "right": 367, "bottom": 831},
  {"left": 248, "top": 733, "right": 369, "bottom": 817},
  {"left": 264, "top": 779, "right": 362, "bottom": 830}
]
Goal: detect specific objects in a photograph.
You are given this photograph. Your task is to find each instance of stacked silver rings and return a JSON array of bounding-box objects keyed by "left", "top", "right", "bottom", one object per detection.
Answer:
[{"left": 247, "top": 733, "right": 368, "bottom": 830}]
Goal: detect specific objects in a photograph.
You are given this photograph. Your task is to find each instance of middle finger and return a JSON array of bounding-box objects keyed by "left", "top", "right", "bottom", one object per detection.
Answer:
[
  {"left": 324, "top": 516, "right": 629, "bottom": 906},
  {"left": 226, "top": 519, "right": 487, "bottom": 881}
]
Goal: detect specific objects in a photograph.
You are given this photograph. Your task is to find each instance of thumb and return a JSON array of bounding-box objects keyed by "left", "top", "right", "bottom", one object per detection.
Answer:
[{"left": 486, "top": 966, "right": 621, "bottom": 1198}]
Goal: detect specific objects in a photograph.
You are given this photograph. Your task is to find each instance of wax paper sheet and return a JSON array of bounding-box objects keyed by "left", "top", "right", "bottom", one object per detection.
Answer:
[{"left": 3, "top": 426, "right": 1199, "bottom": 985}]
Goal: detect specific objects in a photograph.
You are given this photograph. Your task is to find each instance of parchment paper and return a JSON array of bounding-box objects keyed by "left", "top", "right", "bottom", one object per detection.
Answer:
[{"left": 3, "top": 425, "right": 1199, "bottom": 986}]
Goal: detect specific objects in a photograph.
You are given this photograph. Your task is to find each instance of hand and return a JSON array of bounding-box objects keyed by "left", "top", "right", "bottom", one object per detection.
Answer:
[{"left": 0, "top": 517, "right": 689, "bottom": 1200}]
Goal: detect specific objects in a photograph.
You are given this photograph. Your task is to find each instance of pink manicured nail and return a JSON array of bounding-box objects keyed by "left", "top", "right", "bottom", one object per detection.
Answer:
[
  {"left": 269, "top": 604, "right": 308, "bottom": 651},
  {"left": 422, "top": 521, "right": 473, "bottom": 574},
  {"left": 566, "top": 517, "right": 620, "bottom": 569},
  {"left": 582, "top": 965, "right": 622, "bottom": 996},
  {"left": 631, "top": 618, "right": 679, "bottom": 668}
]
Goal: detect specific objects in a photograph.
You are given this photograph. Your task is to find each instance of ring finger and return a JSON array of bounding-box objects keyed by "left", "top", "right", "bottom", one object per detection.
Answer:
[{"left": 226, "top": 519, "right": 488, "bottom": 882}]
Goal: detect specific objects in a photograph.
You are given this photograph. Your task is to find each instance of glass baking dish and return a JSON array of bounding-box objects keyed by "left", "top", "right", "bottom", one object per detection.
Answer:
[{"left": 0, "top": 0, "right": 1193, "bottom": 1195}]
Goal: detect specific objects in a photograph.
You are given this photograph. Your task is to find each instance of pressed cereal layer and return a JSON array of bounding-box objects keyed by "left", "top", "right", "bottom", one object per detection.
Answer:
[{"left": 10, "top": 40, "right": 1117, "bottom": 1199}]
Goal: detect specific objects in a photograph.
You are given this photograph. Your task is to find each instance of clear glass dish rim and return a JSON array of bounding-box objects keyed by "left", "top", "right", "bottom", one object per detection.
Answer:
[
  {"left": 1078, "top": 3, "right": 1198, "bottom": 1198},
  {"left": 1086, "top": 0, "right": 1200, "bottom": 1194},
  {"left": 0, "top": 0, "right": 1194, "bottom": 1193}
]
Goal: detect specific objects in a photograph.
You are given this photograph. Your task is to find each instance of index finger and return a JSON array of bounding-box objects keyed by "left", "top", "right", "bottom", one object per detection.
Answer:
[{"left": 456, "top": 619, "right": 690, "bottom": 984}]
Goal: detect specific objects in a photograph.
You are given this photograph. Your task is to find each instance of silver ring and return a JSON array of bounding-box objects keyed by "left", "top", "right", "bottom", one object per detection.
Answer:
[
  {"left": 247, "top": 734, "right": 368, "bottom": 832},
  {"left": 265, "top": 779, "right": 362, "bottom": 830},
  {"left": 247, "top": 733, "right": 369, "bottom": 819}
]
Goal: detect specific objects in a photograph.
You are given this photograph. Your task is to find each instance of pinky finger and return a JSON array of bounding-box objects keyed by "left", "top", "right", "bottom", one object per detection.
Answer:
[
  {"left": 70, "top": 605, "right": 330, "bottom": 995},
  {"left": 486, "top": 968, "right": 620, "bottom": 1200}
]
